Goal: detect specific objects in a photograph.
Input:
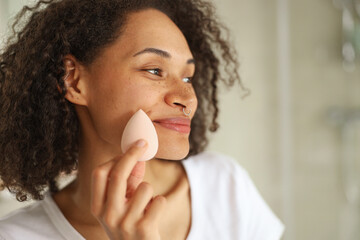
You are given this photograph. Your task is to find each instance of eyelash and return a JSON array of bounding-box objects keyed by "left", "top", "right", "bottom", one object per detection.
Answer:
[
  {"left": 182, "top": 77, "right": 193, "bottom": 84},
  {"left": 143, "top": 68, "right": 193, "bottom": 83},
  {"left": 145, "top": 68, "right": 162, "bottom": 76}
]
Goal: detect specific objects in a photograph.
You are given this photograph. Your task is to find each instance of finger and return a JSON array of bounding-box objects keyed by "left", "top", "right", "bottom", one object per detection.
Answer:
[
  {"left": 125, "top": 182, "right": 154, "bottom": 221},
  {"left": 90, "top": 158, "right": 117, "bottom": 217},
  {"left": 126, "top": 161, "right": 146, "bottom": 199},
  {"left": 106, "top": 139, "right": 148, "bottom": 213},
  {"left": 143, "top": 195, "right": 167, "bottom": 223}
]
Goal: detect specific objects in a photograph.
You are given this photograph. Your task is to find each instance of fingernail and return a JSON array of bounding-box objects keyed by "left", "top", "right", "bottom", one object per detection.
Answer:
[{"left": 135, "top": 139, "right": 146, "bottom": 147}]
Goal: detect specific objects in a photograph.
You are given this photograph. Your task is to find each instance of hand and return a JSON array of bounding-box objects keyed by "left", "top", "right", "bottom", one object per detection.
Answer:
[{"left": 90, "top": 139, "right": 167, "bottom": 240}]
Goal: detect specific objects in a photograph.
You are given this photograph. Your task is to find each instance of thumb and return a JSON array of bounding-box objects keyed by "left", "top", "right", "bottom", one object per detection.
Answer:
[{"left": 126, "top": 161, "right": 146, "bottom": 199}]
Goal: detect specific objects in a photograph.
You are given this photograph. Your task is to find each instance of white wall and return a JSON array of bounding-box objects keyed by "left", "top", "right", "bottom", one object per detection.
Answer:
[
  {"left": 210, "top": 0, "right": 283, "bottom": 224},
  {"left": 210, "top": 0, "right": 359, "bottom": 239},
  {"left": 0, "top": 1, "right": 9, "bottom": 45}
]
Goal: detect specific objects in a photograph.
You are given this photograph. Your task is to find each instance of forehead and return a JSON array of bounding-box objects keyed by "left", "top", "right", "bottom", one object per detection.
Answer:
[{"left": 114, "top": 8, "right": 193, "bottom": 59}]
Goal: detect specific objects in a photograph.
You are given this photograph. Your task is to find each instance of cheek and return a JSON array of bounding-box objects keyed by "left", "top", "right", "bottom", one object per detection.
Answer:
[
  {"left": 86, "top": 79, "right": 162, "bottom": 148},
  {"left": 117, "top": 82, "right": 161, "bottom": 108}
]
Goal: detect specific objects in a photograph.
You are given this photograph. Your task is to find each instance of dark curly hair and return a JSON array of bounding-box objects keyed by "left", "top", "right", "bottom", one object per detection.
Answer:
[{"left": 0, "top": 0, "right": 248, "bottom": 202}]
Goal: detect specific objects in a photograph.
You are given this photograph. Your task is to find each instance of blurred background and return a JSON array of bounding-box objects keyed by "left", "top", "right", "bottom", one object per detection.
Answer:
[{"left": 1, "top": 0, "right": 359, "bottom": 239}]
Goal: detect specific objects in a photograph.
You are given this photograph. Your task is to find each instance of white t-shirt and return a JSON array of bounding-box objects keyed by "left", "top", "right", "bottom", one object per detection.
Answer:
[{"left": 0, "top": 151, "right": 285, "bottom": 240}]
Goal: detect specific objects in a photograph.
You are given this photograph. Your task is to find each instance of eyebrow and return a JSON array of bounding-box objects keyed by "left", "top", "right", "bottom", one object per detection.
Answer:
[{"left": 133, "top": 47, "right": 195, "bottom": 65}]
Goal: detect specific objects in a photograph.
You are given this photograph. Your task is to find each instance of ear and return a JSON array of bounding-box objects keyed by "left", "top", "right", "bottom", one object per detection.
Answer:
[{"left": 62, "top": 55, "right": 88, "bottom": 106}]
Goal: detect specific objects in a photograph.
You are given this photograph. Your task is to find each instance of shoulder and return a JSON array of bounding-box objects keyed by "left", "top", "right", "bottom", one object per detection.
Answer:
[
  {"left": 0, "top": 201, "right": 42, "bottom": 225},
  {"left": 184, "top": 150, "right": 250, "bottom": 184},
  {"left": 185, "top": 150, "right": 240, "bottom": 165},
  {"left": 184, "top": 150, "right": 253, "bottom": 193},
  {"left": 0, "top": 198, "right": 58, "bottom": 239},
  {"left": 0, "top": 192, "right": 85, "bottom": 240},
  {"left": 184, "top": 151, "right": 285, "bottom": 240}
]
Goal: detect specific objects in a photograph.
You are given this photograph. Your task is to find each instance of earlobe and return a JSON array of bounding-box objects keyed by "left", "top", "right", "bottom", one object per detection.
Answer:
[{"left": 62, "top": 56, "right": 88, "bottom": 106}]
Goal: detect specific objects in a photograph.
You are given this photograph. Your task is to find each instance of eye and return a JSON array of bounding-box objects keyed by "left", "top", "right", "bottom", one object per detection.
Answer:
[
  {"left": 182, "top": 77, "right": 193, "bottom": 83},
  {"left": 145, "top": 68, "right": 162, "bottom": 76}
]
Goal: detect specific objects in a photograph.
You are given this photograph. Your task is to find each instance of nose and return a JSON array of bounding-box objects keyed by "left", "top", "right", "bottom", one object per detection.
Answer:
[{"left": 164, "top": 82, "right": 197, "bottom": 116}]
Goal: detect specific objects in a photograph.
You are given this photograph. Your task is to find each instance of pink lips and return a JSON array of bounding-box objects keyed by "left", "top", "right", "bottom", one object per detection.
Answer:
[{"left": 153, "top": 118, "right": 191, "bottom": 134}]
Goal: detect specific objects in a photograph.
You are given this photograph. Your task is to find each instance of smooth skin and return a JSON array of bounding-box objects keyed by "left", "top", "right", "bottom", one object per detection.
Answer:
[{"left": 53, "top": 8, "right": 197, "bottom": 240}]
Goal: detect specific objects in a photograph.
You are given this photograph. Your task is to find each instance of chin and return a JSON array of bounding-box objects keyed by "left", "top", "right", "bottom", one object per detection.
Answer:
[{"left": 155, "top": 142, "right": 190, "bottom": 160}]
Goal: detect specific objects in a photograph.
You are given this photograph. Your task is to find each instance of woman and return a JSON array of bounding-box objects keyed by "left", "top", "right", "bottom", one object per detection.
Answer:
[{"left": 0, "top": 0, "right": 284, "bottom": 239}]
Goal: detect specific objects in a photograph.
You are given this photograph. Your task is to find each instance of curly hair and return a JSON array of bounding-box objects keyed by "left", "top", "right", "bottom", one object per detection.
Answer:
[{"left": 0, "top": 0, "right": 247, "bottom": 202}]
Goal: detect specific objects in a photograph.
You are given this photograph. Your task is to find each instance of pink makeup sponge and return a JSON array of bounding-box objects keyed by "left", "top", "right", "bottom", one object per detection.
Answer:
[{"left": 121, "top": 109, "right": 159, "bottom": 161}]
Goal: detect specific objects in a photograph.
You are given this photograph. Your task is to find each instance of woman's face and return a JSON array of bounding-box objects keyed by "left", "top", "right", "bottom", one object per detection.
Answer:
[{"left": 80, "top": 9, "right": 197, "bottom": 160}]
